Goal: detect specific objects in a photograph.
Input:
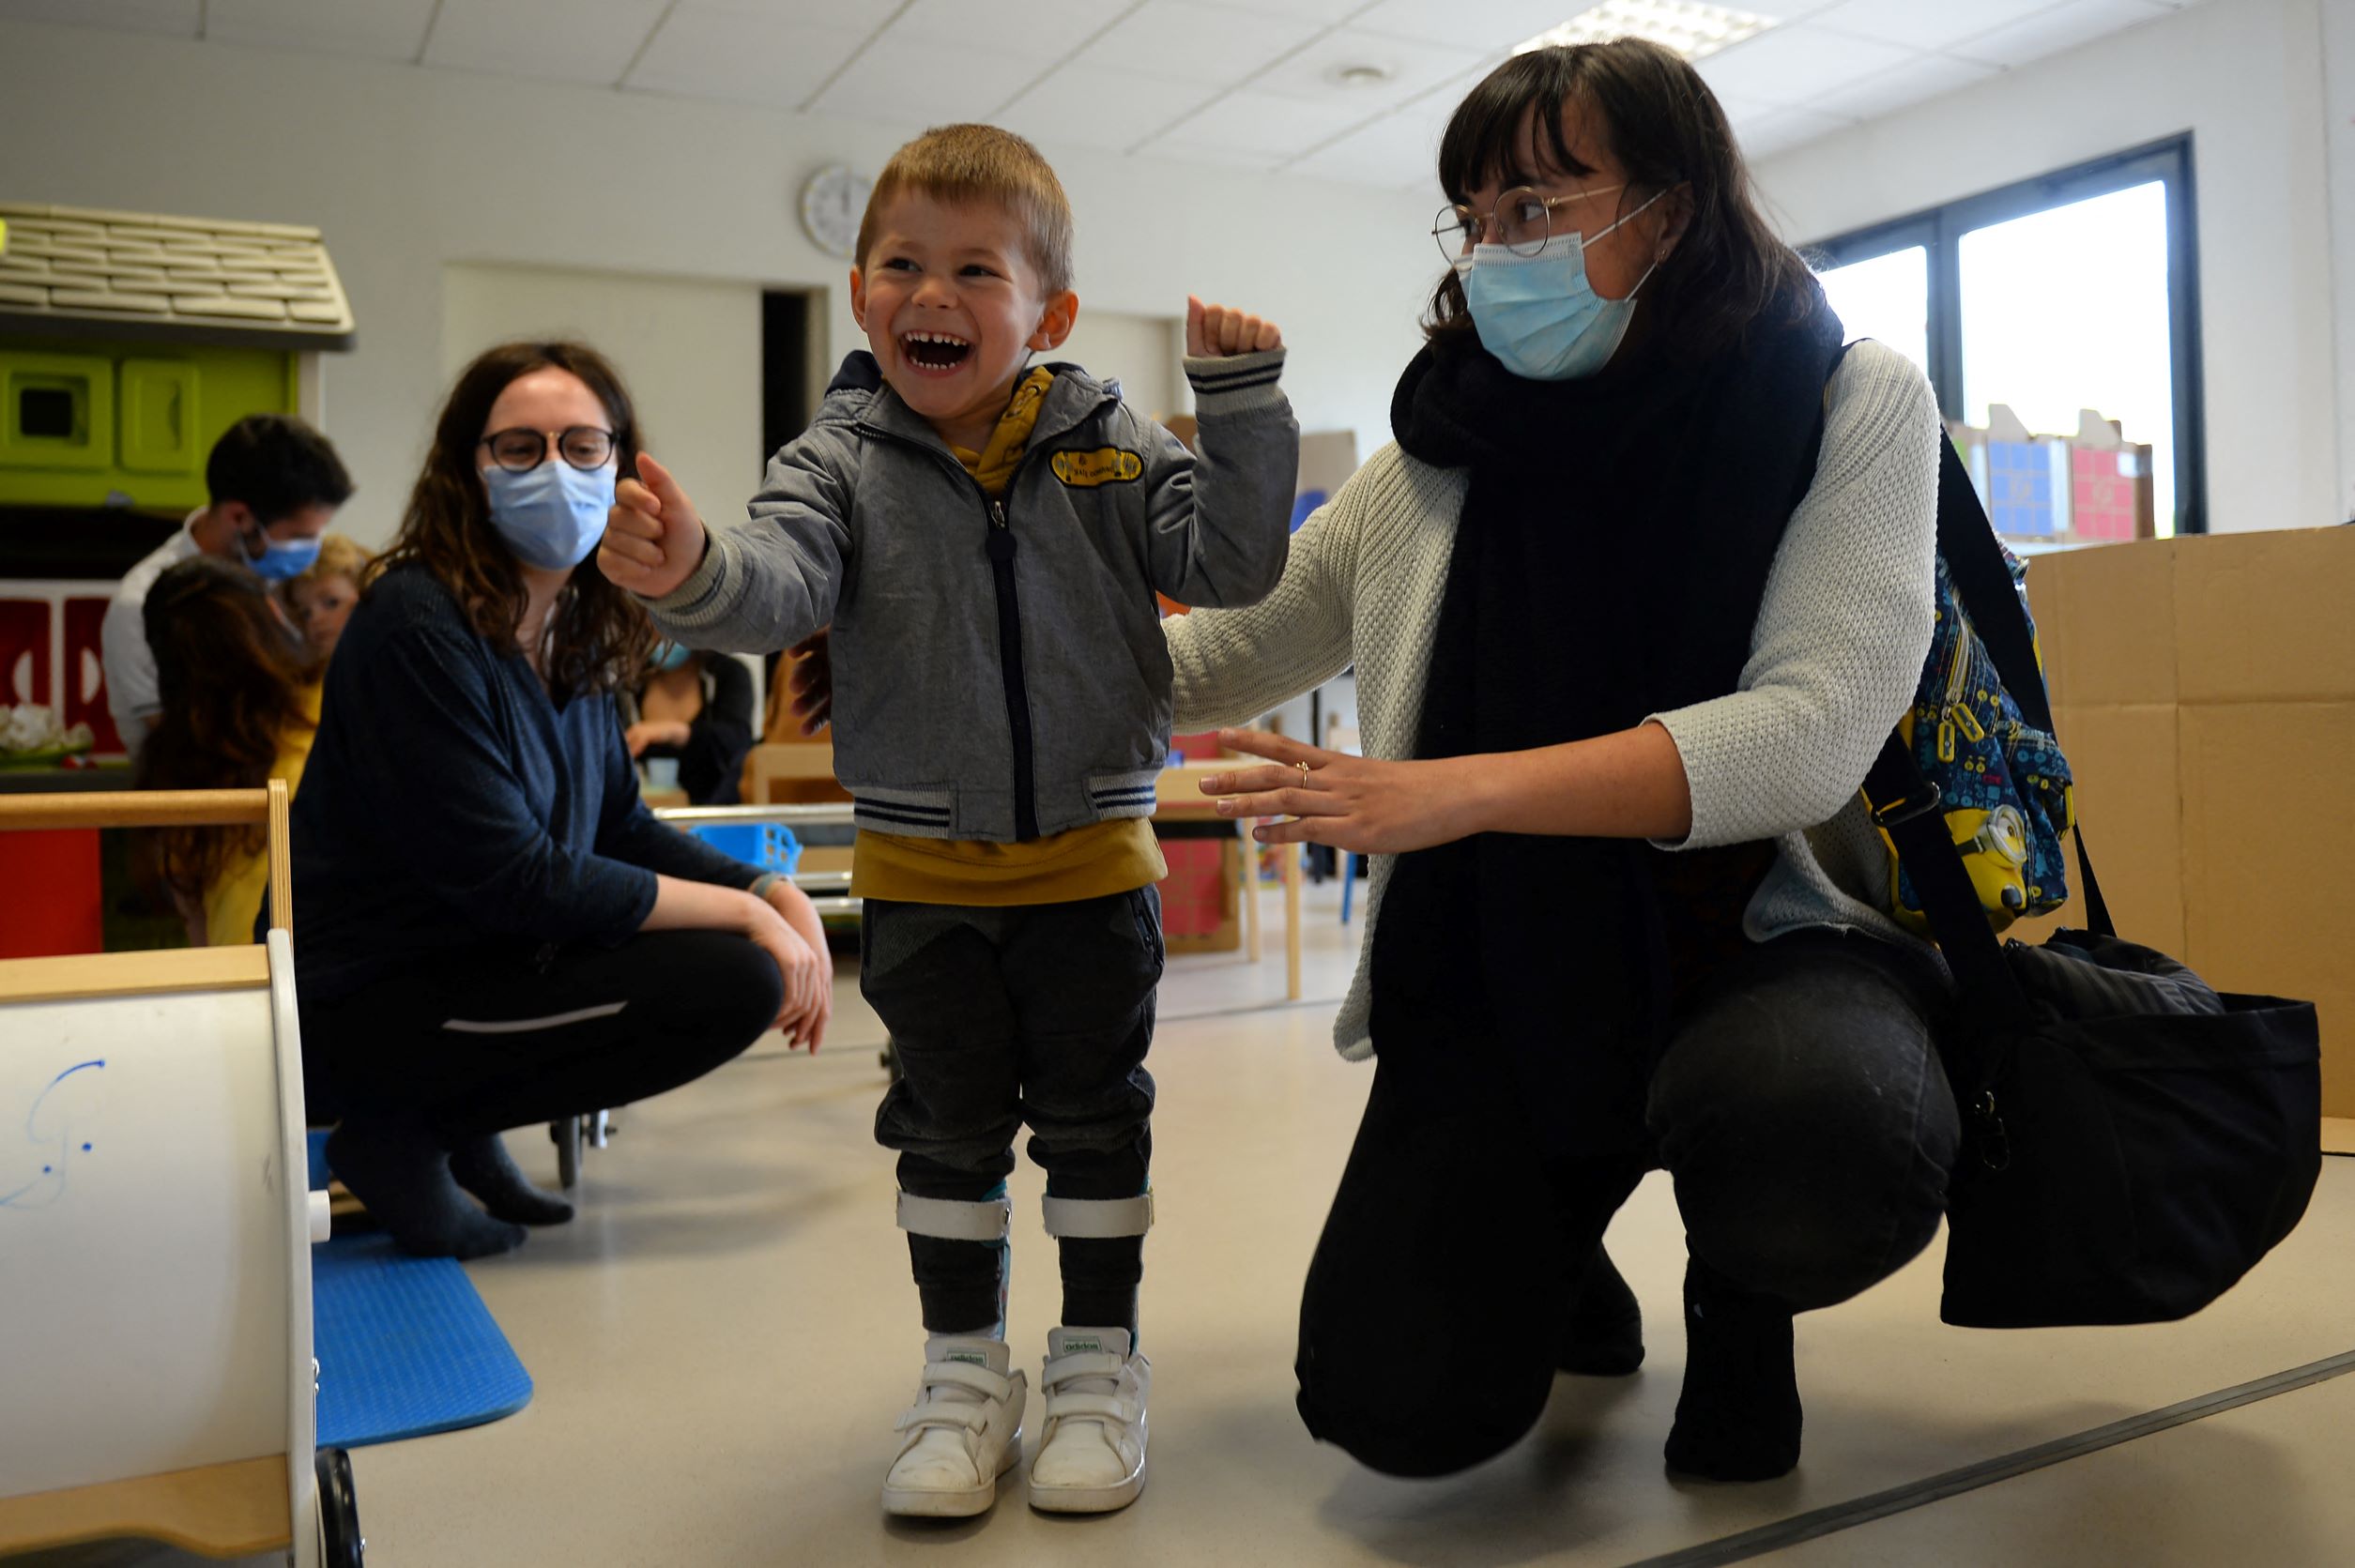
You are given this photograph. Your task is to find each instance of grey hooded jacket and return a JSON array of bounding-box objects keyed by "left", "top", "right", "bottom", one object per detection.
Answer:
[{"left": 645, "top": 346, "right": 1297, "bottom": 842}]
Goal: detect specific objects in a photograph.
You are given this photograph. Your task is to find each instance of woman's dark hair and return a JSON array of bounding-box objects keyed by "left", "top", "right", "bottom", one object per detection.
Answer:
[
  {"left": 1427, "top": 39, "right": 1823, "bottom": 363},
  {"left": 137, "top": 556, "right": 320, "bottom": 900},
  {"left": 369, "top": 341, "right": 653, "bottom": 701}
]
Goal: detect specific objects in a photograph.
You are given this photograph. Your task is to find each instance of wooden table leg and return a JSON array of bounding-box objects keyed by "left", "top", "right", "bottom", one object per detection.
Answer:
[
  {"left": 1241, "top": 828, "right": 1262, "bottom": 965},
  {"left": 1282, "top": 840, "right": 1302, "bottom": 1000}
]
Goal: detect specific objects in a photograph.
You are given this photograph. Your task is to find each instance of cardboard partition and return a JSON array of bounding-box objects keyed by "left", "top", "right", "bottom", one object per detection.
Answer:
[{"left": 2022, "top": 526, "right": 2355, "bottom": 1120}]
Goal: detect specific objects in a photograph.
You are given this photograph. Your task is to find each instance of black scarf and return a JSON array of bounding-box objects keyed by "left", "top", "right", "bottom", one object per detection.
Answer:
[{"left": 1374, "top": 296, "right": 1846, "bottom": 1155}]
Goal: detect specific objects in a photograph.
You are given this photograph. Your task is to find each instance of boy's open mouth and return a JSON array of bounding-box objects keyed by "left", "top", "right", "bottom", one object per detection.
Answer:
[{"left": 900, "top": 330, "right": 972, "bottom": 373}]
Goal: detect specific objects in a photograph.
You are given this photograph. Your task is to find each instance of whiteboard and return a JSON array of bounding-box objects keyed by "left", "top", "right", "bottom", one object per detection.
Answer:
[{"left": 0, "top": 983, "right": 291, "bottom": 1498}]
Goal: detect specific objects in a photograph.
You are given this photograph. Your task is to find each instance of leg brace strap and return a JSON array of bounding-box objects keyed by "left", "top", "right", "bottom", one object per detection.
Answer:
[
  {"left": 897, "top": 1192, "right": 1012, "bottom": 1243},
  {"left": 1040, "top": 1193, "right": 1155, "bottom": 1239}
]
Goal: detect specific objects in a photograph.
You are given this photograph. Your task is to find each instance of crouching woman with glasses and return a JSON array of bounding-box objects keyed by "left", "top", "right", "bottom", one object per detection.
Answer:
[
  {"left": 290, "top": 341, "right": 832, "bottom": 1258},
  {"left": 1170, "top": 40, "right": 1957, "bottom": 1484}
]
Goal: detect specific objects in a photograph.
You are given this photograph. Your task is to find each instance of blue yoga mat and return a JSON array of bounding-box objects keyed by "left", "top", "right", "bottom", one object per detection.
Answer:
[
  {"left": 312, "top": 1234, "right": 534, "bottom": 1447},
  {"left": 307, "top": 1128, "right": 535, "bottom": 1448}
]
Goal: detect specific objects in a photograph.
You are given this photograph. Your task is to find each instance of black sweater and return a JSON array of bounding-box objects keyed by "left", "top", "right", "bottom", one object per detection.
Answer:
[{"left": 291, "top": 565, "right": 759, "bottom": 1003}]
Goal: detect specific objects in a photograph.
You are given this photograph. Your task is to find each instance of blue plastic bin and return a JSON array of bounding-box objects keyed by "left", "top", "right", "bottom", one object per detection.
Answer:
[{"left": 687, "top": 821, "right": 803, "bottom": 875}]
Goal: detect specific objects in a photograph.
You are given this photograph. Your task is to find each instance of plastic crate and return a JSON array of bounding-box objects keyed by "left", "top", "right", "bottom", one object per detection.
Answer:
[{"left": 687, "top": 821, "right": 804, "bottom": 875}]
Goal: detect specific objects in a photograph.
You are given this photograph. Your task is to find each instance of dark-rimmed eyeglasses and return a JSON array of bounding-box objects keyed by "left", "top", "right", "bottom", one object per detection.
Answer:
[{"left": 479, "top": 425, "right": 617, "bottom": 473}]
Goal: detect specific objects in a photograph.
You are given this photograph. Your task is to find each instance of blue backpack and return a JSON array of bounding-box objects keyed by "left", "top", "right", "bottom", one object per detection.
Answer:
[{"left": 1862, "top": 435, "right": 2076, "bottom": 935}]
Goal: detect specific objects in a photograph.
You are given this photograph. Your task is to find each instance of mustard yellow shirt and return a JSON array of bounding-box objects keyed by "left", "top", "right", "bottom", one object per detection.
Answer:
[
  {"left": 205, "top": 682, "right": 320, "bottom": 945},
  {"left": 852, "top": 367, "right": 1165, "bottom": 906}
]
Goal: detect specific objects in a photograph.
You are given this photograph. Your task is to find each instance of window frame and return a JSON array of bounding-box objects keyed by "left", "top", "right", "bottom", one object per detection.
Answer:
[{"left": 1806, "top": 135, "right": 2207, "bottom": 534}]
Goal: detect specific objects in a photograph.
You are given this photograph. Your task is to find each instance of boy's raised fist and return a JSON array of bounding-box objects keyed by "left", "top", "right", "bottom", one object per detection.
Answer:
[
  {"left": 1186, "top": 295, "right": 1282, "bottom": 358},
  {"left": 601, "top": 452, "right": 707, "bottom": 601}
]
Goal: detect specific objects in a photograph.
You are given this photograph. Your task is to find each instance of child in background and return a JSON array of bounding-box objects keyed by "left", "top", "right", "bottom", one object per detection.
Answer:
[
  {"left": 279, "top": 532, "right": 371, "bottom": 659},
  {"left": 139, "top": 556, "right": 321, "bottom": 946},
  {"left": 599, "top": 123, "right": 1296, "bottom": 1517}
]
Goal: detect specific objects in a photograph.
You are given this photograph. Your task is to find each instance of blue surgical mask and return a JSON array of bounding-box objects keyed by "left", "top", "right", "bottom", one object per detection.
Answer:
[
  {"left": 483, "top": 462, "right": 615, "bottom": 571},
  {"left": 1462, "top": 189, "right": 1667, "bottom": 381},
  {"left": 650, "top": 641, "right": 694, "bottom": 672},
  {"left": 241, "top": 526, "right": 321, "bottom": 582}
]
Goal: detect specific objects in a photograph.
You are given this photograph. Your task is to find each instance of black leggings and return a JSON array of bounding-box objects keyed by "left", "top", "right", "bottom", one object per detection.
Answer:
[
  {"left": 303, "top": 931, "right": 781, "bottom": 1136},
  {"left": 1295, "top": 931, "right": 1961, "bottom": 1478}
]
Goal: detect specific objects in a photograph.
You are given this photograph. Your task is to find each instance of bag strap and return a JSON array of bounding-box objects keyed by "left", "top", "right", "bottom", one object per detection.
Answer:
[{"left": 1863, "top": 433, "right": 2133, "bottom": 1052}]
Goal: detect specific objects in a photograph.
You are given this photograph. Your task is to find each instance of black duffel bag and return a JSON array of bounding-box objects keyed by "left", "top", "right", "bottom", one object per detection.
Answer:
[{"left": 1863, "top": 444, "right": 2322, "bottom": 1330}]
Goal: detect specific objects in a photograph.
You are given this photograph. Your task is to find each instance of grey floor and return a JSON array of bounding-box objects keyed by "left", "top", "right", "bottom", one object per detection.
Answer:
[{"left": 25, "top": 880, "right": 2355, "bottom": 1567}]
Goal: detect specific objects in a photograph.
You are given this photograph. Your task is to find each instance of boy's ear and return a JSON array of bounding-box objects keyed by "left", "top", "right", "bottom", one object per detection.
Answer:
[
  {"left": 1029, "top": 290, "right": 1079, "bottom": 352},
  {"left": 849, "top": 266, "right": 868, "bottom": 330}
]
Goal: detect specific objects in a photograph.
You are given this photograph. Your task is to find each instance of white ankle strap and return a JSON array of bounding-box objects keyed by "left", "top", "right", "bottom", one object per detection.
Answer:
[
  {"left": 897, "top": 1192, "right": 1012, "bottom": 1242},
  {"left": 1041, "top": 1194, "right": 1154, "bottom": 1239}
]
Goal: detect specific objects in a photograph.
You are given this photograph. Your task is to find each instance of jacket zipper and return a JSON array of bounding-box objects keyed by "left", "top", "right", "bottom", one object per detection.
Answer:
[
  {"left": 983, "top": 495, "right": 1041, "bottom": 841},
  {"left": 860, "top": 422, "right": 1049, "bottom": 842}
]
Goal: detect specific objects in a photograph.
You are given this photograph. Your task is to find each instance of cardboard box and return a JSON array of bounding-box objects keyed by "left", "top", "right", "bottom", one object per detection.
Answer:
[{"left": 2022, "top": 527, "right": 2354, "bottom": 1118}]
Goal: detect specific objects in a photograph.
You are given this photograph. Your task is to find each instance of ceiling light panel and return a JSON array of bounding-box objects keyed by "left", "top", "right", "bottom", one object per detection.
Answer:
[{"left": 1517, "top": 1, "right": 1779, "bottom": 61}]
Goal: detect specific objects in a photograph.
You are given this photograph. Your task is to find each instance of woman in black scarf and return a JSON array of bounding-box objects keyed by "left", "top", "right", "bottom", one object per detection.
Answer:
[{"left": 1174, "top": 40, "right": 1955, "bottom": 1483}]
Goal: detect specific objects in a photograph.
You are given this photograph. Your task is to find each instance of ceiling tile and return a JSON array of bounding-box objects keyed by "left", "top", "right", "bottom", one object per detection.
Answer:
[
  {"left": 809, "top": 33, "right": 1044, "bottom": 124},
  {"left": 1808, "top": 49, "right": 1998, "bottom": 121},
  {"left": 1353, "top": 0, "right": 1582, "bottom": 52},
  {"left": 1075, "top": 1, "right": 1323, "bottom": 88},
  {"left": 421, "top": 0, "right": 670, "bottom": 86},
  {"left": 1807, "top": 0, "right": 2057, "bottom": 52},
  {"left": 625, "top": 6, "right": 870, "bottom": 107},
  {"left": 1951, "top": 0, "right": 2170, "bottom": 68},
  {"left": 993, "top": 65, "right": 1223, "bottom": 155},
  {"left": 206, "top": 0, "right": 437, "bottom": 60},
  {"left": 1738, "top": 104, "right": 1857, "bottom": 160},
  {"left": 1286, "top": 107, "right": 1450, "bottom": 190},
  {"left": 1149, "top": 86, "right": 1375, "bottom": 161},
  {"left": 0, "top": 0, "right": 197, "bottom": 37},
  {"left": 889, "top": 0, "right": 1134, "bottom": 42},
  {"left": 1241, "top": 0, "right": 1369, "bottom": 21},
  {"left": 1692, "top": 23, "right": 1916, "bottom": 107},
  {"left": 1254, "top": 27, "right": 1492, "bottom": 113}
]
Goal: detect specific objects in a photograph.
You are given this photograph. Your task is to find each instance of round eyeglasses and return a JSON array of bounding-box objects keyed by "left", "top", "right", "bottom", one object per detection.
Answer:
[
  {"left": 1431, "top": 183, "right": 1627, "bottom": 273},
  {"left": 479, "top": 425, "right": 617, "bottom": 473}
]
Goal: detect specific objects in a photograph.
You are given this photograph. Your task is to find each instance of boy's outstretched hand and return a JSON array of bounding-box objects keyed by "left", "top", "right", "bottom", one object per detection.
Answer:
[
  {"left": 601, "top": 452, "right": 708, "bottom": 601},
  {"left": 1187, "top": 295, "right": 1282, "bottom": 358}
]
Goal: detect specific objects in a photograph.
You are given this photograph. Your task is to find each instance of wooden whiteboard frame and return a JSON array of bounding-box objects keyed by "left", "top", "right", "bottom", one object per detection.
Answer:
[{"left": 0, "top": 782, "right": 316, "bottom": 1564}]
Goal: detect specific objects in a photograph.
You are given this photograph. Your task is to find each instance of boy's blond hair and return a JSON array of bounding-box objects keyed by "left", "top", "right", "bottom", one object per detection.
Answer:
[
  {"left": 279, "top": 532, "right": 371, "bottom": 606},
  {"left": 854, "top": 124, "right": 1075, "bottom": 297}
]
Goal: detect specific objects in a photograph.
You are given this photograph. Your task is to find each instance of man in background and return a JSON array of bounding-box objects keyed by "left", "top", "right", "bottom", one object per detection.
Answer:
[{"left": 100, "top": 413, "right": 353, "bottom": 765}]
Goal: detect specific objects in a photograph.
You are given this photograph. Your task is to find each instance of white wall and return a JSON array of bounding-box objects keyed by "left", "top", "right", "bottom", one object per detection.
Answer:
[
  {"left": 1050, "top": 310, "right": 1185, "bottom": 423},
  {"left": 0, "top": 19, "right": 1434, "bottom": 550},
  {"left": 1752, "top": 0, "right": 2339, "bottom": 533},
  {"left": 441, "top": 262, "right": 766, "bottom": 505}
]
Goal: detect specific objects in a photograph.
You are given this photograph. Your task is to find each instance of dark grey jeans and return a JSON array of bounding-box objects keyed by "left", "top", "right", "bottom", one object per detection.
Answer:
[
  {"left": 864, "top": 889, "right": 1163, "bottom": 1332},
  {"left": 1295, "top": 930, "right": 1961, "bottom": 1477}
]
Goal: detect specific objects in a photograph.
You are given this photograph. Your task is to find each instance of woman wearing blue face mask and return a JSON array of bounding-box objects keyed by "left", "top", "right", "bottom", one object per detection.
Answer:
[
  {"left": 1166, "top": 41, "right": 1952, "bottom": 1484},
  {"left": 622, "top": 641, "right": 757, "bottom": 805},
  {"left": 287, "top": 340, "right": 832, "bottom": 1259}
]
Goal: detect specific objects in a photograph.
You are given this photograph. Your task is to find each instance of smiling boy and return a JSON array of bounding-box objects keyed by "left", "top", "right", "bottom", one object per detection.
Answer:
[{"left": 599, "top": 124, "right": 1296, "bottom": 1517}]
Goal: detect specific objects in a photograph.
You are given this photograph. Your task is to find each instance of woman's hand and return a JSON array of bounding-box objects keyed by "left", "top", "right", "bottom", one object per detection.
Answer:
[
  {"left": 1199, "top": 728, "right": 1484, "bottom": 854},
  {"left": 742, "top": 892, "right": 828, "bottom": 1052},
  {"left": 624, "top": 719, "right": 692, "bottom": 758},
  {"left": 760, "top": 878, "right": 833, "bottom": 1051}
]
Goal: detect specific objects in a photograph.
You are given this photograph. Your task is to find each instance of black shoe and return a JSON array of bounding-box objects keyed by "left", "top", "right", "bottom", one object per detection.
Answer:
[
  {"left": 1559, "top": 1244, "right": 1644, "bottom": 1376},
  {"left": 326, "top": 1116, "right": 528, "bottom": 1260},
  {"left": 1663, "top": 1257, "right": 1801, "bottom": 1482},
  {"left": 447, "top": 1132, "right": 575, "bottom": 1226}
]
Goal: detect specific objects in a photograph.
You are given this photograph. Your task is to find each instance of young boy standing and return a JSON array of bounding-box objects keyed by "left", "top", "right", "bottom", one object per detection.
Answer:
[{"left": 600, "top": 124, "right": 1296, "bottom": 1516}]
